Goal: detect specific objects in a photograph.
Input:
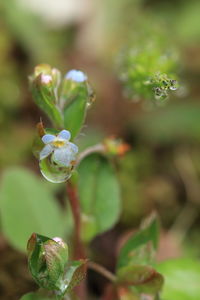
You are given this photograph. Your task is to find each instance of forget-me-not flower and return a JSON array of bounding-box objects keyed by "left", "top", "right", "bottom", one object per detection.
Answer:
[{"left": 40, "top": 130, "right": 78, "bottom": 167}]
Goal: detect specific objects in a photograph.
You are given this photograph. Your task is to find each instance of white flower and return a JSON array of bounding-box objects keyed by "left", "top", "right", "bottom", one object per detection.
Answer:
[
  {"left": 65, "top": 69, "right": 87, "bottom": 82},
  {"left": 40, "top": 130, "right": 78, "bottom": 167}
]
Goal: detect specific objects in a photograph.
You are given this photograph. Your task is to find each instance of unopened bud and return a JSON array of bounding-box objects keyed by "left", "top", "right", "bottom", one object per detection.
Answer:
[{"left": 27, "top": 233, "right": 68, "bottom": 291}]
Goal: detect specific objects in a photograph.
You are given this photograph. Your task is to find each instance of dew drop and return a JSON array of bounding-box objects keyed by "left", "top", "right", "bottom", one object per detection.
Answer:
[
  {"left": 39, "top": 155, "right": 72, "bottom": 183},
  {"left": 154, "top": 87, "right": 168, "bottom": 101},
  {"left": 169, "top": 79, "right": 178, "bottom": 91}
]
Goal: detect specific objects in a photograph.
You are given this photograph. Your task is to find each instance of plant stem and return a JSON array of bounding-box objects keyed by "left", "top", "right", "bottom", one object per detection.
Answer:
[
  {"left": 76, "top": 143, "right": 105, "bottom": 166},
  {"left": 88, "top": 261, "right": 116, "bottom": 282},
  {"left": 66, "top": 181, "right": 85, "bottom": 259},
  {"left": 66, "top": 181, "right": 87, "bottom": 300}
]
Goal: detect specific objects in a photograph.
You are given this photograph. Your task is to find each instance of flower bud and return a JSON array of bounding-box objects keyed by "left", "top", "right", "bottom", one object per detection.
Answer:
[
  {"left": 104, "top": 137, "right": 130, "bottom": 156},
  {"left": 27, "top": 233, "right": 68, "bottom": 291},
  {"left": 29, "top": 64, "right": 63, "bottom": 127}
]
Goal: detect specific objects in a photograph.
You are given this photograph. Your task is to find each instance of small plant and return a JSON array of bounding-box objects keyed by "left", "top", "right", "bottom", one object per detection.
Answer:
[
  {"left": 16, "top": 63, "right": 165, "bottom": 300},
  {"left": 118, "top": 36, "right": 179, "bottom": 104}
]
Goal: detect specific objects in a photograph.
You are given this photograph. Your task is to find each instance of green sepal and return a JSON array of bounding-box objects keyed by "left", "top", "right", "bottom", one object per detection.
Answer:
[
  {"left": 30, "top": 74, "right": 63, "bottom": 127},
  {"left": 61, "top": 78, "right": 93, "bottom": 139},
  {"left": 30, "top": 64, "right": 63, "bottom": 127},
  {"left": 32, "top": 134, "right": 44, "bottom": 159}
]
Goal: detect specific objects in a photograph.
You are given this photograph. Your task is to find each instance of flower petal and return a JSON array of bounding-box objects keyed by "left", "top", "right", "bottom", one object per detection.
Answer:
[
  {"left": 40, "top": 144, "right": 53, "bottom": 160},
  {"left": 69, "top": 142, "right": 78, "bottom": 153},
  {"left": 41, "top": 74, "right": 52, "bottom": 84},
  {"left": 52, "top": 147, "right": 76, "bottom": 167},
  {"left": 42, "top": 134, "right": 55, "bottom": 144},
  {"left": 65, "top": 70, "right": 87, "bottom": 82},
  {"left": 58, "top": 130, "right": 71, "bottom": 140}
]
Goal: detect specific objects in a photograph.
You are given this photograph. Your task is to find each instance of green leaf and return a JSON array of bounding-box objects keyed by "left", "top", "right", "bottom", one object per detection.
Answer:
[
  {"left": 157, "top": 258, "right": 200, "bottom": 300},
  {"left": 20, "top": 290, "right": 60, "bottom": 300},
  {"left": 77, "top": 154, "right": 121, "bottom": 241},
  {"left": 20, "top": 292, "right": 51, "bottom": 300},
  {"left": 0, "top": 167, "right": 65, "bottom": 252},
  {"left": 117, "top": 265, "right": 164, "bottom": 295},
  {"left": 62, "top": 80, "right": 92, "bottom": 139},
  {"left": 117, "top": 213, "right": 159, "bottom": 269}
]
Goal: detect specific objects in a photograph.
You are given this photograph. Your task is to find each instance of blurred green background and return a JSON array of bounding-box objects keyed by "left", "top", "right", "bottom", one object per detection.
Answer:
[{"left": 0, "top": 0, "right": 200, "bottom": 299}]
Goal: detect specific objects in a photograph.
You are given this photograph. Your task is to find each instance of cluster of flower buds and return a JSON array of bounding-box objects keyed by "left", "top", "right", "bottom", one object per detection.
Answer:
[
  {"left": 118, "top": 39, "right": 179, "bottom": 103},
  {"left": 151, "top": 72, "right": 179, "bottom": 101}
]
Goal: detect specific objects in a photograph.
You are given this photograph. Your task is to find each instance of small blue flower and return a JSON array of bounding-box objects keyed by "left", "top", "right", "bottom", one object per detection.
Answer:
[
  {"left": 40, "top": 130, "right": 78, "bottom": 167},
  {"left": 65, "top": 70, "right": 87, "bottom": 82}
]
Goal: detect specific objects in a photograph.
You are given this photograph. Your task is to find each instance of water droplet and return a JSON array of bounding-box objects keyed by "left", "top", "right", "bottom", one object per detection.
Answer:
[
  {"left": 153, "top": 87, "right": 168, "bottom": 101},
  {"left": 169, "top": 79, "right": 178, "bottom": 91},
  {"left": 39, "top": 155, "right": 73, "bottom": 183}
]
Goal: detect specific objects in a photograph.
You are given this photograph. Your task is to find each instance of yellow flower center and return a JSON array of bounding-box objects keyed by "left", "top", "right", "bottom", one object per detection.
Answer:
[{"left": 52, "top": 140, "right": 66, "bottom": 148}]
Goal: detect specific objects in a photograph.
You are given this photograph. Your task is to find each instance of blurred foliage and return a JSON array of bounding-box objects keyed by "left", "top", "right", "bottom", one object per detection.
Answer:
[
  {"left": 118, "top": 149, "right": 158, "bottom": 227},
  {"left": 116, "top": 214, "right": 163, "bottom": 295},
  {"left": 132, "top": 103, "right": 200, "bottom": 144},
  {"left": 0, "top": 168, "right": 65, "bottom": 252},
  {"left": 0, "top": 0, "right": 64, "bottom": 64},
  {"left": 157, "top": 258, "right": 200, "bottom": 300},
  {"left": 117, "top": 213, "right": 159, "bottom": 269}
]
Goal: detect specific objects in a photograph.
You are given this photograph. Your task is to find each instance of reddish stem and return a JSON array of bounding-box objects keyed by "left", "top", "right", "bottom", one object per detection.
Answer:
[
  {"left": 66, "top": 181, "right": 85, "bottom": 259},
  {"left": 66, "top": 181, "right": 87, "bottom": 300},
  {"left": 101, "top": 284, "right": 118, "bottom": 300}
]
